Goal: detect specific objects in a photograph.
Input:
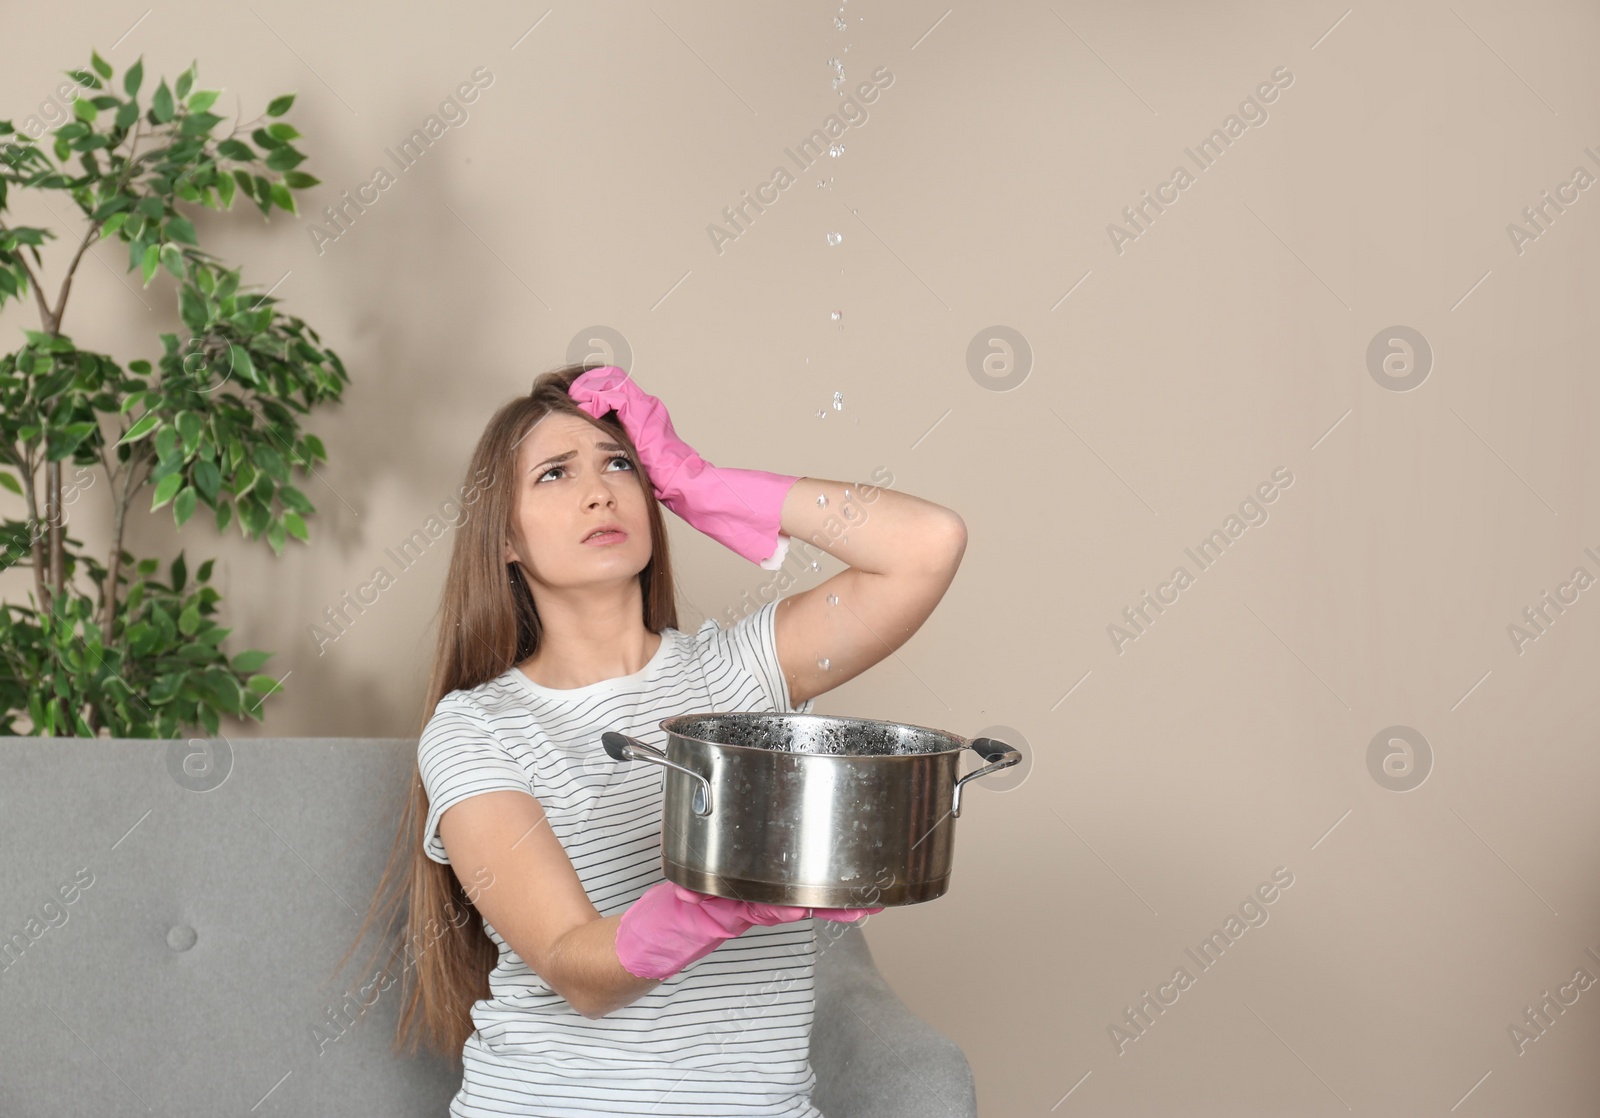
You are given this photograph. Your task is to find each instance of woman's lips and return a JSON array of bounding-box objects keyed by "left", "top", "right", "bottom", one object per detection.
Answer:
[{"left": 583, "top": 530, "right": 627, "bottom": 546}]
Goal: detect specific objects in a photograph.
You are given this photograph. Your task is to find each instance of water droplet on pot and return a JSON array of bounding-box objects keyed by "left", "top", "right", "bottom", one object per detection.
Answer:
[
  {"left": 826, "top": 231, "right": 843, "bottom": 246},
  {"left": 827, "top": 593, "right": 839, "bottom": 606},
  {"left": 834, "top": 16, "right": 846, "bottom": 29},
  {"left": 830, "top": 309, "right": 842, "bottom": 323},
  {"left": 816, "top": 494, "right": 828, "bottom": 508},
  {"left": 832, "top": 391, "right": 844, "bottom": 410},
  {"left": 817, "top": 656, "right": 830, "bottom": 670},
  {"left": 828, "top": 142, "right": 845, "bottom": 158}
]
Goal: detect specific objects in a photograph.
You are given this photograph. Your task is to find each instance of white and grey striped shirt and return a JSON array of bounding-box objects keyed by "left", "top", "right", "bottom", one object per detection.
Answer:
[{"left": 419, "top": 598, "right": 824, "bottom": 1117}]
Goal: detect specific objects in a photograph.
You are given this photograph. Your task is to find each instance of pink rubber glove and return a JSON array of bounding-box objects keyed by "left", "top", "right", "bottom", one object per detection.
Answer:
[
  {"left": 613, "top": 881, "right": 884, "bottom": 981},
  {"left": 568, "top": 367, "right": 799, "bottom": 569}
]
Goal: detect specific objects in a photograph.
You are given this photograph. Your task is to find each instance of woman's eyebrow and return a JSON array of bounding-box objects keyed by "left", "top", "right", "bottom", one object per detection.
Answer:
[{"left": 530, "top": 441, "right": 630, "bottom": 472}]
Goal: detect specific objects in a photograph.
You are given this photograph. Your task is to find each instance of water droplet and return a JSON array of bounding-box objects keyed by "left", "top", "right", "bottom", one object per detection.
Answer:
[
  {"left": 832, "top": 391, "right": 844, "bottom": 410},
  {"left": 810, "top": 559, "right": 820, "bottom": 570},
  {"left": 830, "top": 309, "right": 842, "bottom": 323},
  {"left": 828, "top": 57, "right": 843, "bottom": 73},
  {"left": 834, "top": 16, "right": 846, "bottom": 29},
  {"left": 827, "top": 593, "right": 839, "bottom": 606},
  {"left": 816, "top": 494, "right": 828, "bottom": 508},
  {"left": 828, "top": 142, "right": 845, "bottom": 158},
  {"left": 817, "top": 656, "right": 831, "bottom": 670},
  {"left": 826, "top": 231, "right": 843, "bottom": 246},
  {"left": 840, "top": 535, "right": 848, "bottom": 545}
]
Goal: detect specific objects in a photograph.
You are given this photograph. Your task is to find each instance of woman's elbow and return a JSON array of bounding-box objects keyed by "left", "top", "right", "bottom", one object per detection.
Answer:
[{"left": 931, "top": 511, "right": 967, "bottom": 570}]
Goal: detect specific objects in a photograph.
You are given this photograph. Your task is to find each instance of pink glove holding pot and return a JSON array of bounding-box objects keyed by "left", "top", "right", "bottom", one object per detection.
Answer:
[
  {"left": 614, "top": 881, "right": 884, "bottom": 981},
  {"left": 567, "top": 367, "right": 799, "bottom": 570}
]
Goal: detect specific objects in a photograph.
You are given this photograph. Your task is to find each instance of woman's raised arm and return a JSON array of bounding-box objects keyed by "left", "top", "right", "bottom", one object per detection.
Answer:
[{"left": 772, "top": 478, "right": 966, "bottom": 707}]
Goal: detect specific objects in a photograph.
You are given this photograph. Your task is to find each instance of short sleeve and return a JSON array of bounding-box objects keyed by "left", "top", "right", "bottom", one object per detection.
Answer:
[
  {"left": 695, "top": 597, "right": 815, "bottom": 715},
  {"left": 418, "top": 693, "right": 535, "bottom": 865}
]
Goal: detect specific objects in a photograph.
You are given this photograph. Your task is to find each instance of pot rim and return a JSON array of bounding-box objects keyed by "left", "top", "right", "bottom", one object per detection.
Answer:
[{"left": 656, "top": 710, "right": 972, "bottom": 758}]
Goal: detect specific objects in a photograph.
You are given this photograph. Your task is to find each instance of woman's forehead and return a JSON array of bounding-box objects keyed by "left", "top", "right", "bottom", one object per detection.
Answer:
[{"left": 517, "top": 411, "right": 607, "bottom": 457}]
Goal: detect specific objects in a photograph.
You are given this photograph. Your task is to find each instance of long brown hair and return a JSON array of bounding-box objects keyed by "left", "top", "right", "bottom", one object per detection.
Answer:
[{"left": 328, "top": 363, "right": 679, "bottom": 1064}]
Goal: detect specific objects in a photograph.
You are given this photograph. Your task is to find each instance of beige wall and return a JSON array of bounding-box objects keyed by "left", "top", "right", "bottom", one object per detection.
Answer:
[{"left": 5, "top": 1, "right": 1599, "bottom": 1112}]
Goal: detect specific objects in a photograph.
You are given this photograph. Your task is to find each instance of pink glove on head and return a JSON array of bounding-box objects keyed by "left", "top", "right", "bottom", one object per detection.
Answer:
[
  {"left": 568, "top": 367, "right": 799, "bottom": 569},
  {"left": 614, "top": 881, "right": 884, "bottom": 981}
]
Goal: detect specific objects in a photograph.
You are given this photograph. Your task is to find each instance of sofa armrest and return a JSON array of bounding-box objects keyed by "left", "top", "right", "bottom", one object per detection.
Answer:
[{"left": 809, "top": 921, "right": 978, "bottom": 1118}]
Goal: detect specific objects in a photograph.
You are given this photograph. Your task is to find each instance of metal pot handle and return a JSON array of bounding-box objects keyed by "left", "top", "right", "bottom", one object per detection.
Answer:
[
  {"left": 601, "top": 732, "right": 714, "bottom": 816},
  {"left": 951, "top": 737, "right": 1022, "bottom": 818}
]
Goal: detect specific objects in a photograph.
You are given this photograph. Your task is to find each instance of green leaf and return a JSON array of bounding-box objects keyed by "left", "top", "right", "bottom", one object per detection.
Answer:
[
  {"left": 154, "top": 425, "right": 179, "bottom": 464},
  {"left": 174, "top": 485, "right": 198, "bottom": 526},
  {"left": 152, "top": 79, "right": 174, "bottom": 123},
  {"left": 176, "top": 412, "right": 203, "bottom": 455},
  {"left": 178, "top": 287, "right": 206, "bottom": 332},
  {"left": 227, "top": 344, "right": 255, "bottom": 383},
  {"left": 149, "top": 672, "right": 184, "bottom": 705},
  {"left": 139, "top": 243, "right": 159, "bottom": 285},
  {"left": 175, "top": 64, "right": 195, "bottom": 101},
  {"left": 284, "top": 511, "right": 307, "bottom": 542},
  {"left": 160, "top": 243, "right": 184, "bottom": 278},
  {"left": 250, "top": 127, "right": 281, "bottom": 150},
  {"left": 266, "top": 517, "right": 287, "bottom": 554},
  {"left": 100, "top": 211, "right": 129, "bottom": 239},
  {"left": 117, "top": 412, "right": 162, "bottom": 446},
  {"left": 178, "top": 111, "right": 222, "bottom": 137},
  {"left": 269, "top": 181, "right": 295, "bottom": 215},
  {"left": 216, "top": 138, "right": 254, "bottom": 161},
  {"left": 282, "top": 170, "right": 320, "bottom": 190},
  {"left": 171, "top": 552, "right": 187, "bottom": 592},
  {"left": 193, "top": 458, "right": 221, "bottom": 502},
  {"left": 166, "top": 215, "right": 197, "bottom": 244},
  {"left": 115, "top": 100, "right": 138, "bottom": 130},
  {"left": 188, "top": 89, "right": 220, "bottom": 113},
  {"left": 265, "top": 93, "right": 295, "bottom": 117},
  {"left": 91, "top": 50, "right": 113, "bottom": 80},
  {"left": 247, "top": 673, "right": 283, "bottom": 695},
  {"left": 263, "top": 146, "right": 305, "bottom": 172},
  {"left": 178, "top": 599, "right": 201, "bottom": 635},
  {"left": 150, "top": 471, "right": 183, "bottom": 510},
  {"left": 215, "top": 500, "right": 232, "bottom": 533},
  {"left": 73, "top": 98, "right": 98, "bottom": 124},
  {"left": 216, "top": 170, "right": 236, "bottom": 209},
  {"left": 231, "top": 649, "right": 273, "bottom": 673},
  {"left": 266, "top": 122, "right": 300, "bottom": 141},
  {"left": 197, "top": 558, "right": 215, "bottom": 582},
  {"left": 0, "top": 471, "right": 21, "bottom": 496}
]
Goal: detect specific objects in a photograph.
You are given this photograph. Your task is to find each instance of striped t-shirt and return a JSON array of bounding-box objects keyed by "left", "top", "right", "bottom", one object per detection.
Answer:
[{"left": 418, "top": 598, "right": 825, "bottom": 1117}]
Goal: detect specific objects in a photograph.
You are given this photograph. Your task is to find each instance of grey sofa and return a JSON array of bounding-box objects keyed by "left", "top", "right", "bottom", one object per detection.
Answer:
[{"left": 0, "top": 737, "right": 978, "bottom": 1117}]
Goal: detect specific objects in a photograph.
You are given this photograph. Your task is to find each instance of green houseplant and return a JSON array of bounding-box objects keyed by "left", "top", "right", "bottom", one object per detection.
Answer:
[{"left": 0, "top": 50, "right": 349, "bottom": 737}]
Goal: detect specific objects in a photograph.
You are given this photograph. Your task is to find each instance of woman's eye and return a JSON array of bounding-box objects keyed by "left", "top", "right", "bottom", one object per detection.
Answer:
[{"left": 537, "top": 455, "right": 634, "bottom": 483}]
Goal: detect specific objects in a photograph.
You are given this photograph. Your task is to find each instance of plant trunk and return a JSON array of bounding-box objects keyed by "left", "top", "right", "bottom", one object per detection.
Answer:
[
  {"left": 20, "top": 460, "right": 51, "bottom": 616},
  {"left": 45, "top": 460, "right": 62, "bottom": 601}
]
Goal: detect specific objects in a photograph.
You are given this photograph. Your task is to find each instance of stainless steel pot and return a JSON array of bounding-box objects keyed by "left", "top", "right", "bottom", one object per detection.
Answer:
[{"left": 601, "top": 712, "right": 1021, "bottom": 908}]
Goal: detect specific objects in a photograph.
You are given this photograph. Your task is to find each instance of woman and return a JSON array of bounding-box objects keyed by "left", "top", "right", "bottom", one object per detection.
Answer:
[{"left": 343, "top": 363, "right": 967, "bottom": 1116}]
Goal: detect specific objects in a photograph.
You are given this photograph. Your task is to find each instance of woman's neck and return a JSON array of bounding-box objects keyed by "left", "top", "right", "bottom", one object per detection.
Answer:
[{"left": 519, "top": 626, "right": 663, "bottom": 690}]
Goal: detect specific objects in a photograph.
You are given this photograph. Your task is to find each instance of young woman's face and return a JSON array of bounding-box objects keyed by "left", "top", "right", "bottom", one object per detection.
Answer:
[{"left": 502, "top": 411, "right": 653, "bottom": 588}]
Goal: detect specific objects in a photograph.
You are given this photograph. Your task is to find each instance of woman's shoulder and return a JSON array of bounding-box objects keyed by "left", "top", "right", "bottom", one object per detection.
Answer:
[{"left": 426, "top": 668, "right": 534, "bottom": 728}]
